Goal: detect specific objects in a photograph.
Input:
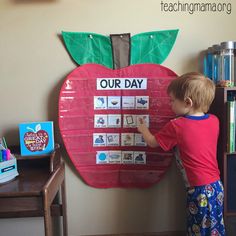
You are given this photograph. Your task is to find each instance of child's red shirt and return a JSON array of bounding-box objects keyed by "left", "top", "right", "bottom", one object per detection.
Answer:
[{"left": 155, "top": 114, "right": 220, "bottom": 187}]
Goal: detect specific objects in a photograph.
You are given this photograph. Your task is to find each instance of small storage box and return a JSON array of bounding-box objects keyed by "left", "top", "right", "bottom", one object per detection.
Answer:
[{"left": 0, "top": 145, "right": 19, "bottom": 184}]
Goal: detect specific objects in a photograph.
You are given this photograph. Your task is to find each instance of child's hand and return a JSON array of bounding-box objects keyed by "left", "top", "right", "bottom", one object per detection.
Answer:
[{"left": 137, "top": 118, "right": 159, "bottom": 148}]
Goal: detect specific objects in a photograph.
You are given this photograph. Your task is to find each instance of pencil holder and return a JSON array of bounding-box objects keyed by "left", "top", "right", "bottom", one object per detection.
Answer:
[{"left": 0, "top": 144, "right": 19, "bottom": 184}]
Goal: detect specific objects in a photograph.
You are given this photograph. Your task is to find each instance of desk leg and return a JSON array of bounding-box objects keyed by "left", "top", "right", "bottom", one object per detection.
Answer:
[
  {"left": 43, "top": 163, "right": 67, "bottom": 236},
  {"left": 43, "top": 195, "right": 53, "bottom": 236},
  {"left": 62, "top": 179, "right": 68, "bottom": 236}
]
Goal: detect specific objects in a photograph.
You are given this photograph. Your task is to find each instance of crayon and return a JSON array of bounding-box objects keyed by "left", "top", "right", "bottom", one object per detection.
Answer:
[
  {"left": 2, "top": 150, "right": 7, "bottom": 161},
  {"left": 2, "top": 137, "right": 7, "bottom": 149},
  {"left": 6, "top": 149, "right": 11, "bottom": 160}
]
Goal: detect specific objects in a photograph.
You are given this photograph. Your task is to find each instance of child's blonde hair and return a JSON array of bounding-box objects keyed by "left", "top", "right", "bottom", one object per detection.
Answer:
[{"left": 167, "top": 72, "right": 215, "bottom": 113}]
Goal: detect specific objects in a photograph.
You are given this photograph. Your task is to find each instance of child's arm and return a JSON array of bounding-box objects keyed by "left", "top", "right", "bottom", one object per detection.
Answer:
[{"left": 137, "top": 118, "right": 159, "bottom": 148}]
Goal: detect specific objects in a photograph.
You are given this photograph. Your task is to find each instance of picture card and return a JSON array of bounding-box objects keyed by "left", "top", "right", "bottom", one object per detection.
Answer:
[
  {"left": 136, "top": 96, "right": 149, "bottom": 109},
  {"left": 123, "top": 114, "right": 137, "bottom": 128},
  {"left": 106, "top": 133, "right": 120, "bottom": 146},
  {"left": 94, "top": 96, "right": 107, "bottom": 110},
  {"left": 134, "top": 133, "right": 147, "bottom": 146},
  {"left": 108, "top": 151, "right": 122, "bottom": 164},
  {"left": 122, "top": 96, "right": 135, "bottom": 109},
  {"left": 94, "top": 115, "right": 107, "bottom": 128},
  {"left": 96, "top": 151, "right": 109, "bottom": 164},
  {"left": 107, "top": 96, "right": 121, "bottom": 109},
  {"left": 134, "top": 152, "right": 146, "bottom": 164},
  {"left": 121, "top": 133, "right": 134, "bottom": 146},
  {"left": 122, "top": 151, "right": 134, "bottom": 164},
  {"left": 136, "top": 115, "right": 149, "bottom": 127},
  {"left": 93, "top": 133, "right": 106, "bottom": 146},
  {"left": 107, "top": 114, "right": 121, "bottom": 128}
]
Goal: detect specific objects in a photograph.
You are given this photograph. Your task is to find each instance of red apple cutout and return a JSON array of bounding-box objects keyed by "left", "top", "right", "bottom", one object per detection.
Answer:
[
  {"left": 24, "top": 124, "right": 49, "bottom": 152},
  {"left": 59, "top": 63, "right": 177, "bottom": 188}
]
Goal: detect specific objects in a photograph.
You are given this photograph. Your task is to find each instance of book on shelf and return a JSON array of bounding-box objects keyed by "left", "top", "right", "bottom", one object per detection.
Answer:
[
  {"left": 227, "top": 101, "right": 236, "bottom": 153},
  {"left": 19, "top": 121, "right": 54, "bottom": 156}
]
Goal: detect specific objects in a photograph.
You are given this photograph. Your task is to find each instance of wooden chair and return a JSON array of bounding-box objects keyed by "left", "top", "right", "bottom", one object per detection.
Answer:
[{"left": 0, "top": 144, "right": 68, "bottom": 236}]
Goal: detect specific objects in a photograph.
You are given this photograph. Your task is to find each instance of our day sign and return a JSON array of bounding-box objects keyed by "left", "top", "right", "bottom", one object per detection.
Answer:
[{"left": 97, "top": 78, "right": 147, "bottom": 90}]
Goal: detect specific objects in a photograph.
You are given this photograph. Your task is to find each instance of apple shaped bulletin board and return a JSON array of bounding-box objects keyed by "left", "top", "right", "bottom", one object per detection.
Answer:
[{"left": 59, "top": 30, "right": 179, "bottom": 188}]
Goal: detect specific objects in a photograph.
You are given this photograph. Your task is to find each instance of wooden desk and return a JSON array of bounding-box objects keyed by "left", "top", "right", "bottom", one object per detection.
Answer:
[{"left": 0, "top": 145, "right": 68, "bottom": 236}]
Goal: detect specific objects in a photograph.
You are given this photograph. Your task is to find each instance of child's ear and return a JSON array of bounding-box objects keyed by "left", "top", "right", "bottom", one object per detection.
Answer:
[{"left": 184, "top": 97, "right": 193, "bottom": 107}]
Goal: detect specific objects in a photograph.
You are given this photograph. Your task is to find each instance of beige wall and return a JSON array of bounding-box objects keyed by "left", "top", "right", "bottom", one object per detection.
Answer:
[{"left": 0, "top": 0, "right": 235, "bottom": 235}]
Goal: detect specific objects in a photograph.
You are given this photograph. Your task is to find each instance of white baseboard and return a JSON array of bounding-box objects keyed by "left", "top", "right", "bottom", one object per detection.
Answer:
[{"left": 82, "top": 231, "right": 185, "bottom": 236}]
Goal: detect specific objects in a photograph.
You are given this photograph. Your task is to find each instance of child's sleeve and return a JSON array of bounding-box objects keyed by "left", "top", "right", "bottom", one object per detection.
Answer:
[{"left": 154, "top": 121, "right": 177, "bottom": 151}]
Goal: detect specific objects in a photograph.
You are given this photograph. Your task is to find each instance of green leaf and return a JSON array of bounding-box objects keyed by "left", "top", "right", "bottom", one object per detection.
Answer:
[
  {"left": 130, "top": 29, "right": 179, "bottom": 65},
  {"left": 62, "top": 31, "right": 113, "bottom": 68}
]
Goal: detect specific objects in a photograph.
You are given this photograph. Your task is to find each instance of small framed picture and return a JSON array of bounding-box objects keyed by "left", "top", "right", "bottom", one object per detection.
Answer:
[{"left": 18, "top": 121, "right": 54, "bottom": 156}]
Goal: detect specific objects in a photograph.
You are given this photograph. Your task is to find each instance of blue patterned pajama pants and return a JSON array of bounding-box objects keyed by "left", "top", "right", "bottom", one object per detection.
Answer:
[{"left": 186, "top": 180, "right": 226, "bottom": 236}]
